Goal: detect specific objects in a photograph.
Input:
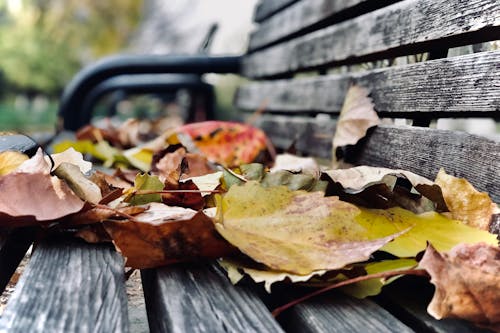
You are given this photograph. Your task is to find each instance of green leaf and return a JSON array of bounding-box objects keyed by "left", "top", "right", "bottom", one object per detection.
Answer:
[{"left": 127, "top": 173, "right": 164, "bottom": 206}]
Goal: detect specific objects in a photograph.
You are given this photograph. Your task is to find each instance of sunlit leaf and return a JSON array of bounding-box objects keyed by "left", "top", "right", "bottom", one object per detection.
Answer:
[{"left": 215, "top": 182, "right": 405, "bottom": 275}]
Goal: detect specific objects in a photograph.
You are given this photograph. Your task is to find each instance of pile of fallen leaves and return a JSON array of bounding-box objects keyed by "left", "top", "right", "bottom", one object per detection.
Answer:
[{"left": 0, "top": 86, "right": 498, "bottom": 331}]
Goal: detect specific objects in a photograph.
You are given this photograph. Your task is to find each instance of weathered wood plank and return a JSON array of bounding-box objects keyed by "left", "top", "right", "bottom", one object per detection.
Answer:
[
  {"left": 346, "top": 125, "right": 500, "bottom": 202},
  {"left": 254, "top": 117, "right": 499, "bottom": 202},
  {"left": 255, "top": 115, "right": 336, "bottom": 159},
  {"left": 281, "top": 291, "right": 414, "bottom": 333},
  {"left": 237, "top": 51, "right": 500, "bottom": 117},
  {"left": 249, "top": 0, "right": 399, "bottom": 51},
  {"left": 243, "top": 0, "right": 500, "bottom": 78},
  {"left": 0, "top": 239, "right": 129, "bottom": 333},
  {"left": 253, "top": 0, "right": 300, "bottom": 23},
  {"left": 0, "top": 228, "right": 36, "bottom": 294},
  {"left": 378, "top": 277, "right": 493, "bottom": 333},
  {"left": 141, "top": 263, "right": 284, "bottom": 333}
]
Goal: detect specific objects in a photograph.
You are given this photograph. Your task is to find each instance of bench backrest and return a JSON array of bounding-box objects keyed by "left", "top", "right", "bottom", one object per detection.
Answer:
[{"left": 234, "top": 0, "right": 500, "bottom": 202}]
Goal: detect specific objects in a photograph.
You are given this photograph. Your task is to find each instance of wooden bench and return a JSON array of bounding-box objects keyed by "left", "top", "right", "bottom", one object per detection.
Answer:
[{"left": 1, "top": 0, "right": 499, "bottom": 332}]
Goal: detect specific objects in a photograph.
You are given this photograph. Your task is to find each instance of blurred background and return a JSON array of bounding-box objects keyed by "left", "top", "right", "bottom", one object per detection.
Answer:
[{"left": 0, "top": 0, "right": 257, "bottom": 133}]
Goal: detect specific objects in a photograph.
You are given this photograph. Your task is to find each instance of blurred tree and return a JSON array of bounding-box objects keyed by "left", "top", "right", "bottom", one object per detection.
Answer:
[{"left": 0, "top": 0, "right": 143, "bottom": 95}]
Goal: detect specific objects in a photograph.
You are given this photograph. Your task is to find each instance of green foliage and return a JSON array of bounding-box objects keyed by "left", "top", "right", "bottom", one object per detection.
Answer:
[{"left": 0, "top": 0, "right": 144, "bottom": 94}]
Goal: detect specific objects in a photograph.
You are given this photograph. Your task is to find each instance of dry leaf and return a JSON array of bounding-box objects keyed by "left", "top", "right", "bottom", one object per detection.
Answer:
[
  {"left": 53, "top": 163, "right": 102, "bottom": 204},
  {"left": 332, "top": 85, "right": 380, "bottom": 168},
  {"left": 215, "top": 181, "right": 405, "bottom": 275},
  {"left": 419, "top": 243, "right": 500, "bottom": 331},
  {"left": 103, "top": 203, "right": 236, "bottom": 268},
  {"left": 270, "top": 154, "right": 321, "bottom": 179},
  {"left": 177, "top": 121, "right": 270, "bottom": 167},
  {"left": 47, "top": 148, "right": 92, "bottom": 174},
  {"left": 435, "top": 169, "right": 499, "bottom": 231},
  {"left": 324, "top": 166, "right": 447, "bottom": 213}
]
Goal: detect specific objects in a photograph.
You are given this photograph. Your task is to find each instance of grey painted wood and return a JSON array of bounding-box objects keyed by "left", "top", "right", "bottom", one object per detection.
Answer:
[
  {"left": 347, "top": 125, "right": 500, "bottom": 203},
  {"left": 253, "top": 0, "right": 300, "bottom": 22},
  {"left": 282, "top": 292, "right": 414, "bottom": 333},
  {"left": 141, "top": 263, "right": 284, "bottom": 333},
  {"left": 243, "top": 0, "right": 500, "bottom": 78},
  {"left": 0, "top": 239, "right": 129, "bottom": 333},
  {"left": 0, "top": 227, "right": 36, "bottom": 293},
  {"left": 237, "top": 51, "right": 500, "bottom": 117},
  {"left": 249, "top": 0, "right": 395, "bottom": 51}
]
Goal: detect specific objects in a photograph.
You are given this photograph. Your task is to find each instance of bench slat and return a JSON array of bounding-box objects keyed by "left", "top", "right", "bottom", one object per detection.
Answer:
[
  {"left": 243, "top": 0, "right": 500, "bottom": 78},
  {"left": 348, "top": 124, "right": 500, "bottom": 202},
  {"left": 254, "top": 0, "right": 300, "bottom": 23},
  {"left": 254, "top": 117, "right": 499, "bottom": 202},
  {"left": 0, "top": 239, "right": 129, "bottom": 333},
  {"left": 141, "top": 263, "right": 284, "bottom": 333},
  {"left": 249, "top": 0, "right": 397, "bottom": 51},
  {"left": 282, "top": 292, "right": 414, "bottom": 333},
  {"left": 237, "top": 51, "right": 500, "bottom": 117},
  {"left": 0, "top": 228, "right": 36, "bottom": 294}
]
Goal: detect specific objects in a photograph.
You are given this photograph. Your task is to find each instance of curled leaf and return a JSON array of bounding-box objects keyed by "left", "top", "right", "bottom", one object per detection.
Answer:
[
  {"left": 435, "top": 169, "right": 499, "bottom": 231},
  {"left": 104, "top": 203, "right": 236, "bottom": 268},
  {"left": 53, "top": 163, "right": 102, "bottom": 204},
  {"left": 419, "top": 243, "right": 500, "bottom": 331},
  {"left": 332, "top": 85, "right": 380, "bottom": 168}
]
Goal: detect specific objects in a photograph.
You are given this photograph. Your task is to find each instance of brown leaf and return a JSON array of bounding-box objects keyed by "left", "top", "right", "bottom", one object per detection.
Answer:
[
  {"left": 153, "top": 147, "right": 186, "bottom": 185},
  {"left": 332, "top": 85, "right": 380, "bottom": 168},
  {"left": 435, "top": 169, "right": 499, "bottom": 231},
  {"left": 103, "top": 203, "right": 236, "bottom": 268},
  {"left": 67, "top": 205, "right": 147, "bottom": 226},
  {"left": 419, "top": 243, "right": 500, "bottom": 331}
]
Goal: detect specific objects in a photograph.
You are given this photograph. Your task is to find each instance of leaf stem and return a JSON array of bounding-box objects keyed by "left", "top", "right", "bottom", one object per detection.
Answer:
[
  {"left": 134, "top": 189, "right": 222, "bottom": 195},
  {"left": 272, "top": 268, "right": 429, "bottom": 317}
]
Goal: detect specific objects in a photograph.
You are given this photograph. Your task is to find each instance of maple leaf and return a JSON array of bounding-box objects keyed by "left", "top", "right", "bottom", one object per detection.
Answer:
[
  {"left": 332, "top": 85, "right": 380, "bottom": 168},
  {"left": 215, "top": 181, "right": 405, "bottom": 275},
  {"left": 435, "top": 169, "right": 499, "bottom": 231},
  {"left": 419, "top": 243, "right": 500, "bottom": 331},
  {"left": 103, "top": 203, "right": 236, "bottom": 269},
  {"left": 176, "top": 121, "right": 271, "bottom": 167}
]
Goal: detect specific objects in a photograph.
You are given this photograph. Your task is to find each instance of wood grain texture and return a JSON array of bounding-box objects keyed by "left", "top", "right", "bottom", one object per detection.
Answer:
[
  {"left": 282, "top": 292, "right": 414, "bottom": 333},
  {"left": 0, "top": 239, "right": 129, "bottom": 333},
  {"left": 0, "top": 227, "right": 36, "bottom": 294},
  {"left": 141, "top": 263, "right": 284, "bottom": 333},
  {"left": 237, "top": 51, "right": 500, "bottom": 117},
  {"left": 249, "top": 0, "right": 395, "bottom": 51},
  {"left": 255, "top": 114, "right": 336, "bottom": 159},
  {"left": 243, "top": 0, "right": 500, "bottom": 78},
  {"left": 346, "top": 125, "right": 500, "bottom": 202},
  {"left": 253, "top": 0, "right": 301, "bottom": 22}
]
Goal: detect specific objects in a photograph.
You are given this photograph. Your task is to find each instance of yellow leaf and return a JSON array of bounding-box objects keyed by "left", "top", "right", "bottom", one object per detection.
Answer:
[
  {"left": 355, "top": 207, "right": 498, "bottom": 257},
  {"left": 215, "top": 182, "right": 405, "bottom": 275},
  {"left": 435, "top": 168, "right": 499, "bottom": 231},
  {"left": 0, "top": 151, "right": 29, "bottom": 175}
]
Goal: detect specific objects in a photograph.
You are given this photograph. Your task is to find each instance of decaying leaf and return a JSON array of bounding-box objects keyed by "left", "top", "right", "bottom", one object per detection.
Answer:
[
  {"left": 435, "top": 169, "right": 499, "bottom": 231},
  {"left": 323, "top": 166, "right": 447, "bottom": 213},
  {"left": 53, "top": 163, "right": 102, "bottom": 204},
  {"left": 215, "top": 181, "right": 406, "bottom": 275},
  {"left": 332, "top": 85, "right": 380, "bottom": 168},
  {"left": 48, "top": 147, "right": 92, "bottom": 174},
  {"left": 419, "top": 243, "right": 500, "bottom": 331},
  {"left": 104, "top": 203, "right": 236, "bottom": 268}
]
